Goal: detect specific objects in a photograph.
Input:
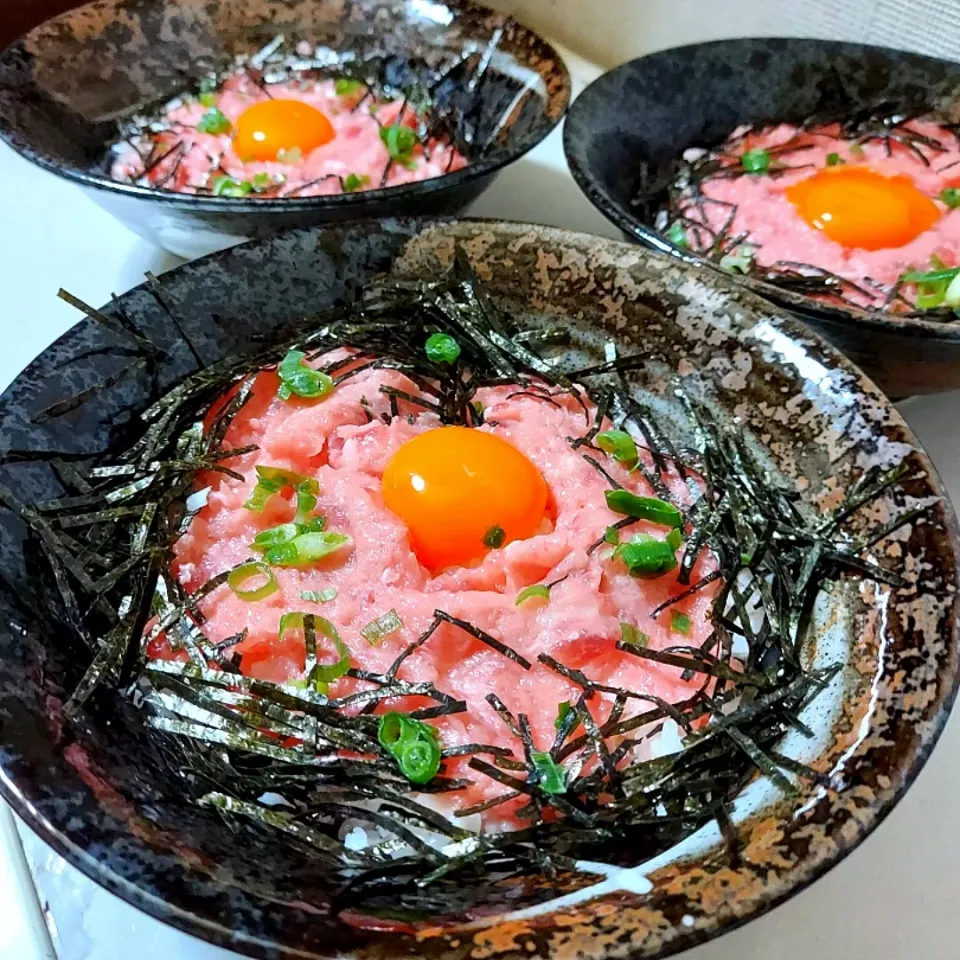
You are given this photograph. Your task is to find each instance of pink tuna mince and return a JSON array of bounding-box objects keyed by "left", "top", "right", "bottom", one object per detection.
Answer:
[
  {"left": 158, "top": 355, "right": 717, "bottom": 825},
  {"left": 111, "top": 71, "right": 466, "bottom": 198},
  {"left": 671, "top": 121, "right": 960, "bottom": 311}
]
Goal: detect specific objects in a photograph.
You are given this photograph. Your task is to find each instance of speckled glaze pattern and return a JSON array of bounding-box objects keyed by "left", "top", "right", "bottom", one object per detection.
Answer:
[
  {"left": 0, "top": 219, "right": 958, "bottom": 960},
  {"left": 562, "top": 38, "right": 960, "bottom": 398},
  {"left": 0, "top": 0, "right": 569, "bottom": 256}
]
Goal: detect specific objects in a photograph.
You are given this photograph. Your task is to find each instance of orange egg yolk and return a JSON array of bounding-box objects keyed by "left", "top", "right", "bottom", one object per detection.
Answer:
[
  {"left": 786, "top": 167, "right": 940, "bottom": 250},
  {"left": 233, "top": 99, "right": 334, "bottom": 162},
  {"left": 381, "top": 427, "right": 549, "bottom": 572}
]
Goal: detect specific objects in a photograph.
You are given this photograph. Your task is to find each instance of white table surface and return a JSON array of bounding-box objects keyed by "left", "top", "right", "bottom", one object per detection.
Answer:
[{"left": 1, "top": 49, "right": 959, "bottom": 960}]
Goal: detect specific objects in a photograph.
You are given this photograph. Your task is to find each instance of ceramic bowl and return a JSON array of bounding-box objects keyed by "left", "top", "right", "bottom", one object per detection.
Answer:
[
  {"left": 0, "top": 218, "right": 958, "bottom": 959},
  {"left": 562, "top": 38, "right": 960, "bottom": 398},
  {"left": 0, "top": 0, "right": 569, "bottom": 258}
]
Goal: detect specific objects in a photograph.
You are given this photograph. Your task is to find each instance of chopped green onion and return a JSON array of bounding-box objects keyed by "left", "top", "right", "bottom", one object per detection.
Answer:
[
  {"left": 472, "top": 400, "right": 484, "bottom": 419},
  {"left": 278, "top": 612, "right": 350, "bottom": 686},
  {"left": 251, "top": 172, "right": 273, "bottom": 192},
  {"left": 277, "top": 350, "right": 335, "bottom": 401},
  {"left": 849, "top": 143, "right": 865, "bottom": 157},
  {"left": 741, "top": 148, "right": 770, "bottom": 174},
  {"left": 300, "top": 587, "right": 337, "bottom": 603},
  {"left": 335, "top": 78, "right": 363, "bottom": 97},
  {"left": 671, "top": 611, "right": 692, "bottom": 634},
  {"left": 264, "top": 531, "right": 351, "bottom": 567},
  {"left": 251, "top": 522, "right": 301, "bottom": 552},
  {"left": 666, "top": 527, "right": 684, "bottom": 551},
  {"left": 516, "top": 584, "right": 550, "bottom": 606},
  {"left": 343, "top": 173, "right": 369, "bottom": 192},
  {"left": 212, "top": 175, "right": 252, "bottom": 198},
  {"left": 604, "top": 525, "right": 621, "bottom": 545},
  {"left": 596, "top": 429, "right": 638, "bottom": 467},
  {"left": 941, "top": 188, "right": 960, "bottom": 209},
  {"left": 196, "top": 107, "right": 231, "bottom": 135},
  {"left": 425, "top": 332, "right": 461, "bottom": 364},
  {"left": 945, "top": 272, "right": 960, "bottom": 308},
  {"left": 483, "top": 525, "right": 506, "bottom": 548},
  {"left": 826, "top": 152, "right": 844, "bottom": 166},
  {"left": 614, "top": 534, "right": 678, "bottom": 578},
  {"left": 605, "top": 489, "right": 681, "bottom": 527},
  {"left": 276, "top": 146, "right": 302, "bottom": 164},
  {"left": 530, "top": 750, "right": 566, "bottom": 794},
  {"left": 227, "top": 561, "right": 278, "bottom": 601},
  {"left": 243, "top": 466, "right": 320, "bottom": 521},
  {"left": 361, "top": 609, "right": 403, "bottom": 644},
  {"left": 900, "top": 266, "right": 960, "bottom": 284},
  {"left": 199, "top": 77, "right": 216, "bottom": 95},
  {"left": 199, "top": 91, "right": 217, "bottom": 108},
  {"left": 380, "top": 124, "right": 419, "bottom": 166},
  {"left": 619, "top": 622, "right": 649, "bottom": 647},
  {"left": 719, "top": 247, "right": 754, "bottom": 274},
  {"left": 378, "top": 712, "right": 441, "bottom": 784},
  {"left": 916, "top": 280, "right": 948, "bottom": 310},
  {"left": 666, "top": 221, "right": 689, "bottom": 248},
  {"left": 555, "top": 701, "right": 573, "bottom": 730}
]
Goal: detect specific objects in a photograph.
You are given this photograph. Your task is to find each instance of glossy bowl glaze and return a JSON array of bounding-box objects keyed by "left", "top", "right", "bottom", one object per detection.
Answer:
[
  {"left": 0, "top": 0, "right": 569, "bottom": 258},
  {"left": 563, "top": 38, "right": 960, "bottom": 398},
  {"left": 0, "top": 219, "right": 958, "bottom": 959}
]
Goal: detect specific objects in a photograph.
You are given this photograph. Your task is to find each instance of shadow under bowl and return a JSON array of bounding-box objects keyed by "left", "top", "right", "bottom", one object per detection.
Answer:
[
  {"left": 0, "top": 0, "right": 569, "bottom": 258},
  {"left": 562, "top": 37, "right": 960, "bottom": 398},
  {"left": 0, "top": 217, "right": 958, "bottom": 959}
]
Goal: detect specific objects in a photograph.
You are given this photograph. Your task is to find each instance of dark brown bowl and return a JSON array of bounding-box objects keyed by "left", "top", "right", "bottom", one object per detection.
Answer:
[
  {"left": 0, "top": 217, "right": 958, "bottom": 958},
  {"left": 0, "top": 0, "right": 569, "bottom": 258},
  {"left": 562, "top": 38, "right": 960, "bottom": 398}
]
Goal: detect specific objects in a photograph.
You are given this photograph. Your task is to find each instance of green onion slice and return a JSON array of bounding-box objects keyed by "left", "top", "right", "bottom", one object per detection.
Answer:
[
  {"left": 604, "top": 526, "right": 621, "bottom": 546},
  {"left": 197, "top": 107, "right": 231, "bottom": 135},
  {"left": 666, "top": 527, "right": 684, "bottom": 551},
  {"left": 826, "top": 152, "right": 844, "bottom": 166},
  {"left": 211, "top": 175, "right": 252, "bottom": 198},
  {"left": 264, "top": 531, "right": 351, "bottom": 567},
  {"left": 741, "top": 148, "right": 771, "bottom": 173},
  {"left": 666, "top": 221, "right": 689, "bottom": 248},
  {"left": 530, "top": 750, "right": 566, "bottom": 794},
  {"left": 300, "top": 587, "right": 337, "bottom": 603},
  {"left": 335, "top": 78, "right": 363, "bottom": 96},
  {"left": 398, "top": 738, "right": 442, "bottom": 784},
  {"left": 243, "top": 466, "right": 320, "bottom": 523},
  {"left": 380, "top": 124, "right": 419, "bottom": 165},
  {"left": 719, "top": 247, "right": 754, "bottom": 274},
  {"left": 483, "top": 525, "right": 506, "bottom": 548},
  {"left": 941, "top": 187, "right": 960, "bottom": 209},
  {"left": 343, "top": 173, "right": 369, "bottom": 192},
  {"left": 899, "top": 266, "right": 960, "bottom": 284},
  {"left": 516, "top": 584, "right": 550, "bottom": 606},
  {"left": 596, "top": 429, "right": 638, "bottom": 467},
  {"left": 614, "top": 534, "right": 678, "bottom": 578},
  {"left": 227, "top": 561, "right": 278, "bottom": 601},
  {"left": 277, "top": 350, "right": 335, "bottom": 401},
  {"left": 425, "top": 332, "right": 461, "bottom": 364},
  {"left": 279, "top": 612, "right": 350, "bottom": 686},
  {"left": 671, "top": 611, "right": 692, "bottom": 634},
  {"left": 361, "top": 609, "right": 403, "bottom": 645},
  {"left": 605, "top": 489, "right": 681, "bottom": 527},
  {"left": 554, "top": 701, "right": 573, "bottom": 730},
  {"left": 619, "top": 621, "right": 649, "bottom": 647},
  {"left": 378, "top": 712, "right": 441, "bottom": 784}
]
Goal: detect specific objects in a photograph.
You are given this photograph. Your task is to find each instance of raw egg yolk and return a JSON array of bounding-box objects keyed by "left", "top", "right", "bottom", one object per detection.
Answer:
[
  {"left": 786, "top": 167, "right": 939, "bottom": 250},
  {"left": 381, "top": 427, "right": 549, "bottom": 572},
  {"left": 233, "top": 99, "right": 334, "bottom": 162}
]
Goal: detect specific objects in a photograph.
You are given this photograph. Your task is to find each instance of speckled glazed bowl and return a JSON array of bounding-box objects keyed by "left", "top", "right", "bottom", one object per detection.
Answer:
[
  {"left": 0, "top": 218, "right": 958, "bottom": 959},
  {"left": 0, "top": 0, "right": 569, "bottom": 258},
  {"left": 563, "top": 38, "right": 960, "bottom": 398}
]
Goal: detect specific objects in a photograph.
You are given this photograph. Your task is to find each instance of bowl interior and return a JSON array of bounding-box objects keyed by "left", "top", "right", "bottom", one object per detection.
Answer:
[
  {"left": 562, "top": 37, "right": 960, "bottom": 372},
  {"left": 0, "top": 219, "right": 957, "bottom": 960},
  {"left": 0, "top": 0, "right": 569, "bottom": 204}
]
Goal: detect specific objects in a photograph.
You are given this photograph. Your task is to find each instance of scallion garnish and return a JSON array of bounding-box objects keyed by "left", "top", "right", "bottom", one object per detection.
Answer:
[
  {"left": 605, "top": 489, "right": 681, "bottom": 527},
  {"left": 667, "top": 221, "right": 689, "bottom": 248},
  {"left": 378, "top": 712, "right": 441, "bottom": 784},
  {"left": 850, "top": 142, "right": 865, "bottom": 157},
  {"left": 243, "top": 466, "right": 320, "bottom": 522},
  {"left": 277, "top": 350, "right": 335, "bottom": 401},
  {"left": 212, "top": 175, "right": 253, "bottom": 198},
  {"left": 361, "top": 609, "right": 403, "bottom": 645},
  {"left": 941, "top": 188, "right": 960, "bottom": 209},
  {"left": 335, "top": 78, "right": 363, "bottom": 97},
  {"left": 251, "top": 172, "right": 273, "bottom": 192},
  {"left": 279, "top": 612, "right": 351, "bottom": 686},
  {"left": 276, "top": 146, "right": 302, "bottom": 164},
  {"left": 343, "top": 173, "right": 369, "bottom": 192},
  {"left": 530, "top": 751, "right": 566, "bottom": 794},
  {"left": 227, "top": 560, "right": 278, "bottom": 601},
  {"left": 719, "top": 246, "right": 754, "bottom": 275},
  {"left": 425, "top": 332, "right": 461, "bottom": 364},
  {"left": 666, "top": 527, "right": 684, "bottom": 551},
  {"left": 604, "top": 526, "right": 621, "bottom": 545},
  {"left": 671, "top": 611, "right": 692, "bottom": 634},
  {"left": 198, "top": 77, "right": 217, "bottom": 108},
  {"left": 252, "top": 517, "right": 326, "bottom": 553},
  {"left": 614, "top": 534, "right": 678, "bottom": 578},
  {"left": 619, "top": 622, "right": 649, "bottom": 647},
  {"left": 554, "top": 701, "right": 573, "bottom": 729},
  {"left": 516, "top": 584, "right": 550, "bottom": 606},
  {"left": 826, "top": 152, "right": 844, "bottom": 166},
  {"left": 596, "top": 429, "right": 638, "bottom": 467},
  {"left": 196, "top": 107, "right": 231, "bottom": 135},
  {"left": 483, "top": 525, "right": 506, "bottom": 548},
  {"left": 380, "top": 124, "right": 419, "bottom": 166},
  {"left": 300, "top": 587, "right": 337, "bottom": 603},
  {"left": 741, "top": 148, "right": 770, "bottom": 173},
  {"left": 263, "top": 531, "right": 351, "bottom": 567}
]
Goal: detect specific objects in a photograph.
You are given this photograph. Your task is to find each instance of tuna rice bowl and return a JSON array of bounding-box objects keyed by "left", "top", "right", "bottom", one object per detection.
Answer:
[
  {"left": 27, "top": 253, "right": 921, "bottom": 918},
  {"left": 658, "top": 115, "right": 960, "bottom": 320}
]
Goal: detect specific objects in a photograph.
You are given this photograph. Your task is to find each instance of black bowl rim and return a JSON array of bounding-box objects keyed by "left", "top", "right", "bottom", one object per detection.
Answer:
[
  {"left": 0, "top": 0, "right": 570, "bottom": 213},
  {"left": 562, "top": 35, "right": 960, "bottom": 345},
  {"left": 2, "top": 215, "right": 959, "bottom": 960}
]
